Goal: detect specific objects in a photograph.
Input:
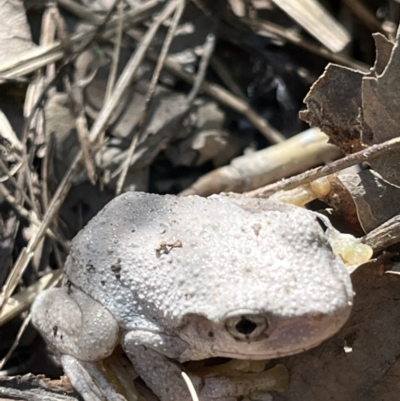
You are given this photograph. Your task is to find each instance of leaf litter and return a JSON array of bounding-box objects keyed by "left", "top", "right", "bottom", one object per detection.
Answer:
[{"left": 1, "top": 1, "right": 400, "bottom": 400}]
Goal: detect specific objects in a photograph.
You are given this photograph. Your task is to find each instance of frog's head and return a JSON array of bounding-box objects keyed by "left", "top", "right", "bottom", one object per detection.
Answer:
[
  {"left": 178, "top": 298, "right": 352, "bottom": 361},
  {"left": 172, "top": 205, "right": 354, "bottom": 361}
]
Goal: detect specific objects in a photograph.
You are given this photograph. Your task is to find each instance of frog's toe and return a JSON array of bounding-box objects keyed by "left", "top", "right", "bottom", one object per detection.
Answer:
[
  {"left": 61, "top": 355, "right": 107, "bottom": 401},
  {"left": 62, "top": 356, "right": 127, "bottom": 401}
]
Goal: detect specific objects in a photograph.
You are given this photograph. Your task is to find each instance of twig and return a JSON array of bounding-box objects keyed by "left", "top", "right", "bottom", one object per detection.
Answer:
[
  {"left": 341, "top": 0, "right": 383, "bottom": 33},
  {"left": 246, "top": 137, "right": 400, "bottom": 198},
  {"left": 0, "top": 184, "right": 66, "bottom": 249},
  {"left": 142, "top": 47, "right": 285, "bottom": 143},
  {"left": 210, "top": 55, "right": 247, "bottom": 100},
  {"left": 187, "top": 33, "right": 215, "bottom": 104},
  {"left": 115, "top": 0, "right": 186, "bottom": 194},
  {"left": 362, "top": 215, "right": 400, "bottom": 253},
  {"left": 242, "top": 17, "right": 369, "bottom": 72},
  {"left": 89, "top": 0, "right": 179, "bottom": 143},
  {"left": 0, "top": 0, "right": 160, "bottom": 79},
  {"left": 104, "top": 1, "right": 124, "bottom": 102},
  {"left": 0, "top": 314, "right": 32, "bottom": 369},
  {"left": 0, "top": 270, "right": 62, "bottom": 326},
  {"left": 270, "top": 0, "right": 350, "bottom": 53},
  {"left": 181, "top": 128, "right": 340, "bottom": 196},
  {"left": 64, "top": 77, "right": 97, "bottom": 184},
  {"left": 0, "top": 158, "right": 36, "bottom": 210},
  {"left": 0, "top": 152, "right": 79, "bottom": 313}
]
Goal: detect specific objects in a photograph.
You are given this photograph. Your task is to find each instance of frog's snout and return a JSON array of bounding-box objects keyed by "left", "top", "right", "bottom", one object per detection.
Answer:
[{"left": 225, "top": 314, "right": 269, "bottom": 342}]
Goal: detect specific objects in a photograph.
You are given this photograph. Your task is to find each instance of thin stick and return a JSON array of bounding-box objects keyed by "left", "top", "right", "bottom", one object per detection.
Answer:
[
  {"left": 0, "top": 152, "right": 79, "bottom": 312},
  {"left": 0, "top": 314, "right": 31, "bottom": 369},
  {"left": 242, "top": 17, "right": 369, "bottom": 72},
  {"left": 187, "top": 33, "right": 215, "bottom": 104},
  {"left": 115, "top": 0, "right": 185, "bottom": 194},
  {"left": 0, "top": 0, "right": 118, "bottom": 308},
  {"left": 0, "top": 158, "right": 36, "bottom": 210},
  {"left": 89, "top": 0, "right": 179, "bottom": 143},
  {"left": 341, "top": 0, "right": 383, "bottom": 33},
  {"left": 105, "top": 1, "right": 124, "bottom": 102},
  {"left": 246, "top": 137, "right": 400, "bottom": 198}
]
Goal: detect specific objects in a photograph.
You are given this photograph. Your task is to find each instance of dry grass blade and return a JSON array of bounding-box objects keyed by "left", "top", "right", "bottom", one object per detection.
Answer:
[
  {"left": 210, "top": 55, "right": 247, "bottom": 100},
  {"left": 187, "top": 33, "right": 215, "bottom": 104},
  {"left": 0, "top": 0, "right": 161, "bottom": 80},
  {"left": 116, "top": 0, "right": 186, "bottom": 194},
  {"left": 0, "top": 151, "right": 79, "bottom": 313},
  {"left": 104, "top": 1, "right": 124, "bottom": 102},
  {"left": 246, "top": 136, "right": 400, "bottom": 198},
  {"left": 0, "top": 159, "right": 35, "bottom": 211},
  {"left": 0, "top": 160, "right": 22, "bottom": 184},
  {"left": 89, "top": 0, "right": 180, "bottom": 143},
  {"left": 181, "top": 128, "right": 341, "bottom": 196},
  {"left": 0, "top": 270, "right": 62, "bottom": 326},
  {"left": 243, "top": 17, "right": 369, "bottom": 72},
  {"left": 271, "top": 0, "right": 350, "bottom": 52},
  {"left": 143, "top": 48, "right": 286, "bottom": 143},
  {"left": 341, "top": 0, "right": 383, "bottom": 33},
  {"left": 0, "top": 314, "right": 31, "bottom": 370},
  {"left": 0, "top": 184, "right": 65, "bottom": 248},
  {"left": 64, "top": 77, "right": 97, "bottom": 184}
]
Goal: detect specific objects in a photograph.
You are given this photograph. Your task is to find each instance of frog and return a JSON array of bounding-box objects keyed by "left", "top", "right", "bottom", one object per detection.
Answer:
[{"left": 32, "top": 191, "right": 354, "bottom": 401}]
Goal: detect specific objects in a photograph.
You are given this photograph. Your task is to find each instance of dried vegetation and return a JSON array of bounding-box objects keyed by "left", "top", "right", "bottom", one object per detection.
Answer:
[{"left": 1, "top": 0, "right": 400, "bottom": 400}]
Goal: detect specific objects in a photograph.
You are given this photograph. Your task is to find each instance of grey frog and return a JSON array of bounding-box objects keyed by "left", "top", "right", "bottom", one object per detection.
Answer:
[{"left": 32, "top": 192, "right": 353, "bottom": 401}]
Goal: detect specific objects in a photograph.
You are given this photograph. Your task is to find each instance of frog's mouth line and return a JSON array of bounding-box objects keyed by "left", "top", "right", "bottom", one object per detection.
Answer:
[{"left": 212, "top": 338, "right": 325, "bottom": 359}]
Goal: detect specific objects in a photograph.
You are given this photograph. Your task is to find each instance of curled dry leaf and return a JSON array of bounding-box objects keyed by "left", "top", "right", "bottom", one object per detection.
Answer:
[
  {"left": 299, "top": 64, "right": 368, "bottom": 154},
  {"left": 362, "top": 28, "right": 400, "bottom": 186},
  {"left": 300, "top": 25, "right": 400, "bottom": 235}
]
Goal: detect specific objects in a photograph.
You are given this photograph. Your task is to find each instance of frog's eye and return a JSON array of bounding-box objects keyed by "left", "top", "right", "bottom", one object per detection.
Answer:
[{"left": 225, "top": 315, "right": 269, "bottom": 342}]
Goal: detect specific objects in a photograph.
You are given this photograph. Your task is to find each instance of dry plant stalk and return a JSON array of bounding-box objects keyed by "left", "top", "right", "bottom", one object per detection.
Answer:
[
  {"left": 115, "top": 0, "right": 186, "bottom": 194},
  {"left": 246, "top": 136, "right": 400, "bottom": 198}
]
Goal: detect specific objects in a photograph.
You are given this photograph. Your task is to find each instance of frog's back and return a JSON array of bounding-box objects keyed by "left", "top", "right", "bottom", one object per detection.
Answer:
[{"left": 64, "top": 192, "right": 352, "bottom": 331}]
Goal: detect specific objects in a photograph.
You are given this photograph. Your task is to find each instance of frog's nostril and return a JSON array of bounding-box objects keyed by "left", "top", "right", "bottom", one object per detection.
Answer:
[{"left": 225, "top": 315, "right": 269, "bottom": 342}]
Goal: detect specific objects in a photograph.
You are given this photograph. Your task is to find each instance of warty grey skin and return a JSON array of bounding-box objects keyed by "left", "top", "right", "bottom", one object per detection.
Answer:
[{"left": 32, "top": 192, "right": 353, "bottom": 401}]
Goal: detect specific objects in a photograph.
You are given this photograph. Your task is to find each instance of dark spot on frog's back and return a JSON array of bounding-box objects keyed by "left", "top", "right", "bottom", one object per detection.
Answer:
[
  {"left": 111, "top": 258, "right": 122, "bottom": 280},
  {"left": 155, "top": 240, "right": 183, "bottom": 257},
  {"left": 66, "top": 280, "right": 73, "bottom": 295},
  {"left": 86, "top": 263, "right": 95, "bottom": 272},
  {"left": 252, "top": 223, "right": 262, "bottom": 236}
]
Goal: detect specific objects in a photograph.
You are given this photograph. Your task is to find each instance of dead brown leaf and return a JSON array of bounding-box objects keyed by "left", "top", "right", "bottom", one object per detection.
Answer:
[
  {"left": 299, "top": 64, "right": 368, "bottom": 153},
  {"left": 300, "top": 24, "right": 400, "bottom": 233}
]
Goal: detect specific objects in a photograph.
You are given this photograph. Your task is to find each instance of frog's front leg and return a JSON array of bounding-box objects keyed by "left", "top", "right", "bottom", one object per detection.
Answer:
[
  {"left": 122, "top": 331, "right": 197, "bottom": 401},
  {"left": 32, "top": 287, "right": 123, "bottom": 401},
  {"left": 123, "top": 331, "right": 259, "bottom": 401}
]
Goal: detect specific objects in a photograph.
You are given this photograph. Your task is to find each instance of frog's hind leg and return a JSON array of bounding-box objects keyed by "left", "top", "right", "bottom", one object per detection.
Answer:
[
  {"left": 32, "top": 287, "right": 123, "bottom": 401},
  {"left": 32, "top": 287, "right": 120, "bottom": 360}
]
